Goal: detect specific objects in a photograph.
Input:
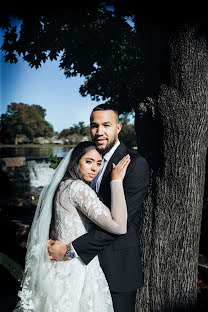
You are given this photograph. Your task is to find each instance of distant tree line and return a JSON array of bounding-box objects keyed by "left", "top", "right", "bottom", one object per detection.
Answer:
[
  {"left": 58, "top": 121, "right": 91, "bottom": 145},
  {"left": 0, "top": 102, "right": 137, "bottom": 147},
  {"left": 0, "top": 103, "right": 54, "bottom": 144}
]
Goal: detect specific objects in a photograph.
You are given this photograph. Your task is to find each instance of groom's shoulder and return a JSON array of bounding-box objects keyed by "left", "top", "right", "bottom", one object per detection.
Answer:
[
  {"left": 116, "top": 141, "right": 149, "bottom": 167},
  {"left": 125, "top": 147, "right": 150, "bottom": 173},
  {"left": 125, "top": 145, "right": 146, "bottom": 162}
]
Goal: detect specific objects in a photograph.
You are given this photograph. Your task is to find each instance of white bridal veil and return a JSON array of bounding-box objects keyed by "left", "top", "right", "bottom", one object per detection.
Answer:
[{"left": 14, "top": 149, "right": 73, "bottom": 311}]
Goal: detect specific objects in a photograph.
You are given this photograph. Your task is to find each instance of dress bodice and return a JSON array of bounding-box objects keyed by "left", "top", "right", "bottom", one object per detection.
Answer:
[
  {"left": 51, "top": 180, "right": 92, "bottom": 243},
  {"left": 51, "top": 178, "right": 127, "bottom": 244}
]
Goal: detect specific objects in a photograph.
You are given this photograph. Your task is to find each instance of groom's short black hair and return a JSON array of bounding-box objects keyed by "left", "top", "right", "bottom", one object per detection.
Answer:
[{"left": 90, "top": 103, "right": 120, "bottom": 123}]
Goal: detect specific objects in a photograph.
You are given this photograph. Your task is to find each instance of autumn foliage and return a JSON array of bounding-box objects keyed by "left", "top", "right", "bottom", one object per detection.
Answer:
[{"left": 0, "top": 102, "right": 54, "bottom": 143}]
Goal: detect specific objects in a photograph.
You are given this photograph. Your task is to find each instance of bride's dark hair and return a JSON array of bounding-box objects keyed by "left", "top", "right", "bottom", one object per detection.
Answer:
[{"left": 62, "top": 141, "right": 102, "bottom": 182}]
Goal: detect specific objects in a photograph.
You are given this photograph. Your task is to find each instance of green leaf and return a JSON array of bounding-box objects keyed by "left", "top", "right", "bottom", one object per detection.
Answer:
[{"left": 48, "top": 153, "right": 62, "bottom": 169}]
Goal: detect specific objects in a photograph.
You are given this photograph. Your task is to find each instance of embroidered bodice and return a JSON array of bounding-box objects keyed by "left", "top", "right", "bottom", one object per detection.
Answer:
[{"left": 51, "top": 179, "right": 127, "bottom": 244}]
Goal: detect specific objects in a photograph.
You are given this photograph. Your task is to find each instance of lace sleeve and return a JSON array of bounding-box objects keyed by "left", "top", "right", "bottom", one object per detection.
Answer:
[{"left": 69, "top": 180, "right": 127, "bottom": 235}]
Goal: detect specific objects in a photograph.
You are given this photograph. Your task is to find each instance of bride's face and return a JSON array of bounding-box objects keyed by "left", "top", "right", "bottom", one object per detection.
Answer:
[{"left": 79, "top": 149, "right": 102, "bottom": 182}]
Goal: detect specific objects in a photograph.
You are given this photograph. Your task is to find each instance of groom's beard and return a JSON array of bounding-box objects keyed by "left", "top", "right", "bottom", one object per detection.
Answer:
[{"left": 95, "top": 136, "right": 117, "bottom": 156}]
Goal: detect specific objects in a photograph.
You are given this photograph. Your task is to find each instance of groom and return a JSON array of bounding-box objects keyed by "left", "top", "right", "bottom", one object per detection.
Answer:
[{"left": 48, "top": 104, "right": 150, "bottom": 312}]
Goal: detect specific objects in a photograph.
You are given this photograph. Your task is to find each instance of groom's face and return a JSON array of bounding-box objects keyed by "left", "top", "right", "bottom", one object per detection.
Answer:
[{"left": 90, "top": 110, "right": 122, "bottom": 155}]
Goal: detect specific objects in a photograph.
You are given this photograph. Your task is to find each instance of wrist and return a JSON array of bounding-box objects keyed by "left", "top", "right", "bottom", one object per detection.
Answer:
[
  {"left": 63, "top": 244, "right": 67, "bottom": 260},
  {"left": 111, "top": 179, "right": 122, "bottom": 182},
  {"left": 65, "top": 243, "right": 76, "bottom": 260},
  {"left": 111, "top": 175, "right": 123, "bottom": 180}
]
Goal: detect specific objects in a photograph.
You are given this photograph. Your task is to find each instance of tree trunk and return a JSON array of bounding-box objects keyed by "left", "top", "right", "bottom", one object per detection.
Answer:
[{"left": 135, "top": 22, "right": 208, "bottom": 311}]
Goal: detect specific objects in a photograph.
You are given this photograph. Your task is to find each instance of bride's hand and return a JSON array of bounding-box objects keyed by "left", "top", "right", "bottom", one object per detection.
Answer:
[{"left": 111, "top": 154, "right": 130, "bottom": 181}]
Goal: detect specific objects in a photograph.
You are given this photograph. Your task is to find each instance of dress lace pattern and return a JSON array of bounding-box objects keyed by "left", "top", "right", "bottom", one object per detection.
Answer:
[{"left": 14, "top": 179, "right": 124, "bottom": 312}]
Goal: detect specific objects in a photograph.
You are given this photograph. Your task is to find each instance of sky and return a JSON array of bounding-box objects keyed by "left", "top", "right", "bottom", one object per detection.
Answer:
[{"left": 0, "top": 47, "right": 103, "bottom": 133}]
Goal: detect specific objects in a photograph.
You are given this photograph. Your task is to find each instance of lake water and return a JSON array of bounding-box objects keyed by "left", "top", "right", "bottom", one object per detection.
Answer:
[{"left": 0, "top": 145, "right": 71, "bottom": 158}]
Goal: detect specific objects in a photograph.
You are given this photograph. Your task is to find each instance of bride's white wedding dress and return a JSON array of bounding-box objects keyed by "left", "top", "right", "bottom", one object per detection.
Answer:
[{"left": 15, "top": 178, "right": 127, "bottom": 312}]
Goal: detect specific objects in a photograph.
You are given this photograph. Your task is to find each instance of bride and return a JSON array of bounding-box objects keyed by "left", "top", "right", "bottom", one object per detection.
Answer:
[{"left": 14, "top": 141, "right": 130, "bottom": 312}]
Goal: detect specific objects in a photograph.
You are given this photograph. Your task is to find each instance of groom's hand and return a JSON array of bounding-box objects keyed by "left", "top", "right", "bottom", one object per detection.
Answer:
[{"left": 48, "top": 239, "right": 67, "bottom": 261}]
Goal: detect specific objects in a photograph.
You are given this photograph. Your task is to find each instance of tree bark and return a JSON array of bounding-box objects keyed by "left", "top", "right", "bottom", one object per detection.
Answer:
[{"left": 135, "top": 22, "right": 208, "bottom": 311}]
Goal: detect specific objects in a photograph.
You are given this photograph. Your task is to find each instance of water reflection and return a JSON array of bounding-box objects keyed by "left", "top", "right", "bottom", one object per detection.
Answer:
[{"left": 0, "top": 145, "right": 71, "bottom": 158}]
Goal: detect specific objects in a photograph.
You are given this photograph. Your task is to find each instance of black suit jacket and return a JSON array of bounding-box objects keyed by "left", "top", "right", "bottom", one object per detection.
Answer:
[{"left": 72, "top": 142, "right": 150, "bottom": 292}]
